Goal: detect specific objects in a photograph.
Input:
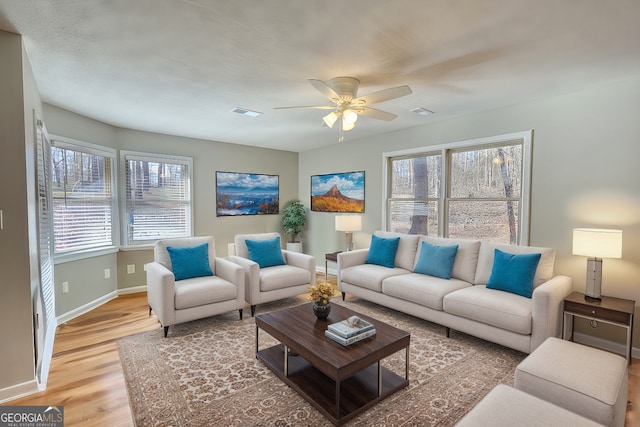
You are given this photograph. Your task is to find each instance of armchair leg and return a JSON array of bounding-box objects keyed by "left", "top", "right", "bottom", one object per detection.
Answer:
[
  {"left": 445, "top": 327, "right": 450, "bottom": 338},
  {"left": 239, "top": 309, "right": 243, "bottom": 320},
  {"left": 148, "top": 306, "right": 152, "bottom": 316},
  {"left": 250, "top": 305, "right": 256, "bottom": 317},
  {"left": 163, "top": 326, "right": 169, "bottom": 337},
  {"left": 341, "top": 292, "right": 346, "bottom": 301}
]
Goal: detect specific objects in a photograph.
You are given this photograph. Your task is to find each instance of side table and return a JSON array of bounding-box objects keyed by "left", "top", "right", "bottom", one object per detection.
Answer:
[
  {"left": 324, "top": 251, "right": 342, "bottom": 280},
  {"left": 563, "top": 291, "right": 635, "bottom": 364}
]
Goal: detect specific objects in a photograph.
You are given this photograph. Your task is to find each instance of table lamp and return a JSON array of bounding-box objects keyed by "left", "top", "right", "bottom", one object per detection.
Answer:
[
  {"left": 335, "top": 215, "right": 362, "bottom": 252},
  {"left": 572, "top": 228, "right": 622, "bottom": 300}
]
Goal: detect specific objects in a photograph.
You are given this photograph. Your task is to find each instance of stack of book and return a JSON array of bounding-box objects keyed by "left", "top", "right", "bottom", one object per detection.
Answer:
[{"left": 325, "top": 315, "right": 376, "bottom": 346}]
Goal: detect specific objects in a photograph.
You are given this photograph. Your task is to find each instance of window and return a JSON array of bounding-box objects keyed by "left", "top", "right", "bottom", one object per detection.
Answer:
[
  {"left": 51, "top": 137, "right": 117, "bottom": 255},
  {"left": 388, "top": 153, "right": 441, "bottom": 236},
  {"left": 122, "top": 151, "right": 193, "bottom": 246},
  {"left": 385, "top": 131, "right": 532, "bottom": 245}
]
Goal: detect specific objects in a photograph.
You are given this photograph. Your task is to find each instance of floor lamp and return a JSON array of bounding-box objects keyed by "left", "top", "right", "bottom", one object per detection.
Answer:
[
  {"left": 572, "top": 228, "right": 622, "bottom": 300},
  {"left": 335, "top": 215, "right": 362, "bottom": 252}
]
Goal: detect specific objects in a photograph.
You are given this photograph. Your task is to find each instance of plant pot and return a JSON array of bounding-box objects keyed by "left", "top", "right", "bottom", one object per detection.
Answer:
[
  {"left": 312, "top": 301, "right": 331, "bottom": 319},
  {"left": 286, "top": 242, "right": 302, "bottom": 253}
]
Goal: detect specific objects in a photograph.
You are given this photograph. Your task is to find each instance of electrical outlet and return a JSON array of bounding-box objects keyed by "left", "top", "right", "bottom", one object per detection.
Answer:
[
  {"left": 104, "top": 268, "right": 111, "bottom": 279},
  {"left": 127, "top": 264, "right": 135, "bottom": 274},
  {"left": 62, "top": 281, "right": 69, "bottom": 294}
]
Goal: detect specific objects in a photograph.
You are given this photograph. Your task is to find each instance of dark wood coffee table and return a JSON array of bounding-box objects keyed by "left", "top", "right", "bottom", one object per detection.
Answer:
[{"left": 255, "top": 302, "right": 410, "bottom": 426}]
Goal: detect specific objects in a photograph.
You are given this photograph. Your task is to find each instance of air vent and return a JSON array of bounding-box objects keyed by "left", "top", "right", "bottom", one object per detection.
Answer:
[
  {"left": 230, "top": 107, "right": 263, "bottom": 117},
  {"left": 410, "top": 107, "right": 434, "bottom": 116}
]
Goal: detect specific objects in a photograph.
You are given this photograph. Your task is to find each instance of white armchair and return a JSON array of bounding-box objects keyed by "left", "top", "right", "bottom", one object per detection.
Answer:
[
  {"left": 228, "top": 232, "right": 316, "bottom": 316},
  {"left": 146, "top": 236, "right": 245, "bottom": 337}
]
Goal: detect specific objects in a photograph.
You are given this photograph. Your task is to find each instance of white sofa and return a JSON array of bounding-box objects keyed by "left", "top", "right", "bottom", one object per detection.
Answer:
[{"left": 338, "top": 231, "right": 573, "bottom": 353}]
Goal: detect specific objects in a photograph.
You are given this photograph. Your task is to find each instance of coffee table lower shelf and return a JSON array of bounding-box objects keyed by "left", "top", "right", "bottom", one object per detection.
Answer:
[{"left": 257, "top": 344, "right": 409, "bottom": 426}]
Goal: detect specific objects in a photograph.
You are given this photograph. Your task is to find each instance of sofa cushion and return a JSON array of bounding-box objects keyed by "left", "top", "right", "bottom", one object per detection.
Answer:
[
  {"left": 486, "top": 249, "right": 541, "bottom": 298},
  {"left": 366, "top": 235, "right": 400, "bottom": 268},
  {"left": 413, "top": 241, "right": 459, "bottom": 279},
  {"left": 341, "top": 264, "right": 409, "bottom": 292},
  {"left": 245, "top": 237, "right": 286, "bottom": 268},
  {"left": 383, "top": 273, "right": 471, "bottom": 310},
  {"left": 374, "top": 231, "right": 420, "bottom": 270},
  {"left": 474, "top": 242, "right": 555, "bottom": 287},
  {"left": 418, "top": 236, "right": 481, "bottom": 283},
  {"left": 174, "top": 276, "right": 238, "bottom": 310},
  {"left": 443, "top": 285, "right": 533, "bottom": 335},
  {"left": 259, "top": 265, "right": 311, "bottom": 292},
  {"left": 167, "top": 243, "right": 214, "bottom": 281}
]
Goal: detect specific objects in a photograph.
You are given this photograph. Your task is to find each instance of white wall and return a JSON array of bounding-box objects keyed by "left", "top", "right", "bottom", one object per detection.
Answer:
[
  {"left": 0, "top": 30, "right": 42, "bottom": 400},
  {"left": 299, "top": 76, "right": 640, "bottom": 346}
]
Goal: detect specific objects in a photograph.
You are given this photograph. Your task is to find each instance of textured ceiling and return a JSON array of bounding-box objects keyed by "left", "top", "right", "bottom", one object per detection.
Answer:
[{"left": 1, "top": 0, "right": 639, "bottom": 152}]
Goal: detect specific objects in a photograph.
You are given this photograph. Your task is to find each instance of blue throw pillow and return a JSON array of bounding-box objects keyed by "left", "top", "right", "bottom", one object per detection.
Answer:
[
  {"left": 486, "top": 249, "right": 541, "bottom": 298},
  {"left": 167, "top": 243, "right": 214, "bottom": 281},
  {"left": 365, "top": 235, "right": 400, "bottom": 268},
  {"left": 413, "top": 241, "right": 459, "bottom": 279},
  {"left": 245, "top": 237, "right": 286, "bottom": 268}
]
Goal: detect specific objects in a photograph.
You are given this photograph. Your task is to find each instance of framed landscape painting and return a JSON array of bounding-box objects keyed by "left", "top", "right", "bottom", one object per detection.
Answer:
[
  {"left": 216, "top": 171, "right": 279, "bottom": 216},
  {"left": 311, "top": 171, "right": 365, "bottom": 212}
]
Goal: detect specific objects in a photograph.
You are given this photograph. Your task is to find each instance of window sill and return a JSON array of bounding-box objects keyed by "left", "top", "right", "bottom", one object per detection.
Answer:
[
  {"left": 54, "top": 246, "right": 119, "bottom": 265},
  {"left": 119, "top": 244, "right": 154, "bottom": 251}
]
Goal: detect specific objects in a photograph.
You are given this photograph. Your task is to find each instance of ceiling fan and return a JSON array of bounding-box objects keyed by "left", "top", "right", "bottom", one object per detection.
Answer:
[{"left": 275, "top": 76, "right": 412, "bottom": 141}]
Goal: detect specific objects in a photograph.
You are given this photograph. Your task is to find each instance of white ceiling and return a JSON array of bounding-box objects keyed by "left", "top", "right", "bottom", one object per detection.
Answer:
[{"left": 1, "top": 0, "right": 639, "bottom": 152}]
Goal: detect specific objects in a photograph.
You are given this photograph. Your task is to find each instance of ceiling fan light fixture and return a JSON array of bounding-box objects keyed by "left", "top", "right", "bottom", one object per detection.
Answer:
[
  {"left": 342, "top": 117, "right": 356, "bottom": 131},
  {"left": 322, "top": 111, "right": 339, "bottom": 128},
  {"left": 343, "top": 109, "right": 358, "bottom": 125}
]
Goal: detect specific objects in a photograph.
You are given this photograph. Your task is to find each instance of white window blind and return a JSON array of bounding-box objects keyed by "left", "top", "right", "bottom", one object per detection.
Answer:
[
  {"left": 122, "top": 152, "right": 193, "bottom": 245},
  {"left": 51, "top": 138, "right": 116, "bottom": 254}
]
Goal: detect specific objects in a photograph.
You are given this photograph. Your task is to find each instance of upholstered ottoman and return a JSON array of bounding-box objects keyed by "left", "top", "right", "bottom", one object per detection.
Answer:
[
  {"left": 455, "top": 385, "right": 605, "bottom": 426},
  {"left": 514, "top": 337, "right": 628, "bottom": 427}
]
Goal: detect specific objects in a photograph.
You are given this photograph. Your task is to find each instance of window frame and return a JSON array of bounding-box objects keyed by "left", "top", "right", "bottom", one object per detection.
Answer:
[
  {"left": 50, "top": 135, "right": 119, "bottom": 263},
  {"left": 383, "top": 130, "right": 533, "bottom": 245},
  {"left": 120, "top": 150, "right": 194, "bottom": 249}
]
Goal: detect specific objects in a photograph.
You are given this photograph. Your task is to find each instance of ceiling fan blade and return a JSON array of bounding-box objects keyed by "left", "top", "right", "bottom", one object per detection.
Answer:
[
  {"left": 308, "top": 79, "right": 341, "bottom": 102},
  {"left": 352, "top": 85, "right": 412, "bottom": 106},
  {"left": 357, "top": 107, "right": 398, "bottom": 121},
  {"left": 274, "top": 105, "right": 336, "bottom": 110}
]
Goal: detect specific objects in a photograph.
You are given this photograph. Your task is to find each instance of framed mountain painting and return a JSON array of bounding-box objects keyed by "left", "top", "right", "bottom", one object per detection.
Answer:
[
  {"left": 216, "top": 171, "right": 279, "bottom": 216},
  {"left": 311, "top": 171, "right": 364, "bottom": 212}
]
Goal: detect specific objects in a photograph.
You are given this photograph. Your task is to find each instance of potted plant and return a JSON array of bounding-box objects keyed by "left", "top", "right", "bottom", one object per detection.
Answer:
[
  {"left": 308, "top": 282, "right": 336, "bottom": 319},
  {"left": 282, "top": 200, "right": 306, "bottom": 252}
]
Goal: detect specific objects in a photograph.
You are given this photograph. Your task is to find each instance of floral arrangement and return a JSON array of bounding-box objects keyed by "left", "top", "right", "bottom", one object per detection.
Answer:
[{"left": 308, "top": 282, "right": 336, "bottom": 305}]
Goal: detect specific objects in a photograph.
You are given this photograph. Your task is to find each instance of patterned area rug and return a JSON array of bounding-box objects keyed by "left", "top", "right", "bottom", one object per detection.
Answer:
[{"left": 118, "top": 297, "right": 525, "bottom": 426}]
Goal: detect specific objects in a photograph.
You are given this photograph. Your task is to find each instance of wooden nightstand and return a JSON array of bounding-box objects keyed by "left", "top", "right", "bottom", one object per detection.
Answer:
[
  {"left": 563, "top": 291, "right": 635, "bottom": 364},
  {"left": 324, "top": 251, "right": 342, "bottom": 280}
]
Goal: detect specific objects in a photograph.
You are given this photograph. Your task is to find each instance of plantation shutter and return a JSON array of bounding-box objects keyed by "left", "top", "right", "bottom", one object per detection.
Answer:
[
  {"left": 123, "top": 153, "right": 192, "bottom": 244},
  {"left": 35, "top": 118, "right": 56, "bottom": 386}
]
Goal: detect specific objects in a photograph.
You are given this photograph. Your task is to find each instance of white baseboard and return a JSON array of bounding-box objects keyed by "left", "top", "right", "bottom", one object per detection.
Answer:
[
  {"left": 572, "top": 331, "right": 639, "bottom": 359},
  {"left": 0, "top": 379, "right": 39, "bottom": 404},
  {"left": 316, "top": 266, "right": 338, "bottom": 277},
  {"left": 118, "top": 285, "right": 147, "bottom": 295},
  {"left": 56, "top": 291, "right": 118, "bottom": 325}
]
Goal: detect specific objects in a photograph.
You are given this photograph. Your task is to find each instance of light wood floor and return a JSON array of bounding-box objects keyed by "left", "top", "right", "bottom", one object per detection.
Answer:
[{"left": 5, "top": 275, "right": 640, "bottom": 426}]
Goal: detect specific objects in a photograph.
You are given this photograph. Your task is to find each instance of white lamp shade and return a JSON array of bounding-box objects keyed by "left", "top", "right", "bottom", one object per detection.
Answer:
[
  {"left": 335, "top": 215, "right": 362, "bottom": 232},
  {"left": 572, "top": 228, "right": 622, "bottom": 259},
  {"left": 323, "top": 112, "right": 339, "bottom": 128},
  {"left": 342, "top": 117, "right": 355, "bottom": 131},
  {"left": 343, "top": 109, "right": 358, "bottom": 125}
]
